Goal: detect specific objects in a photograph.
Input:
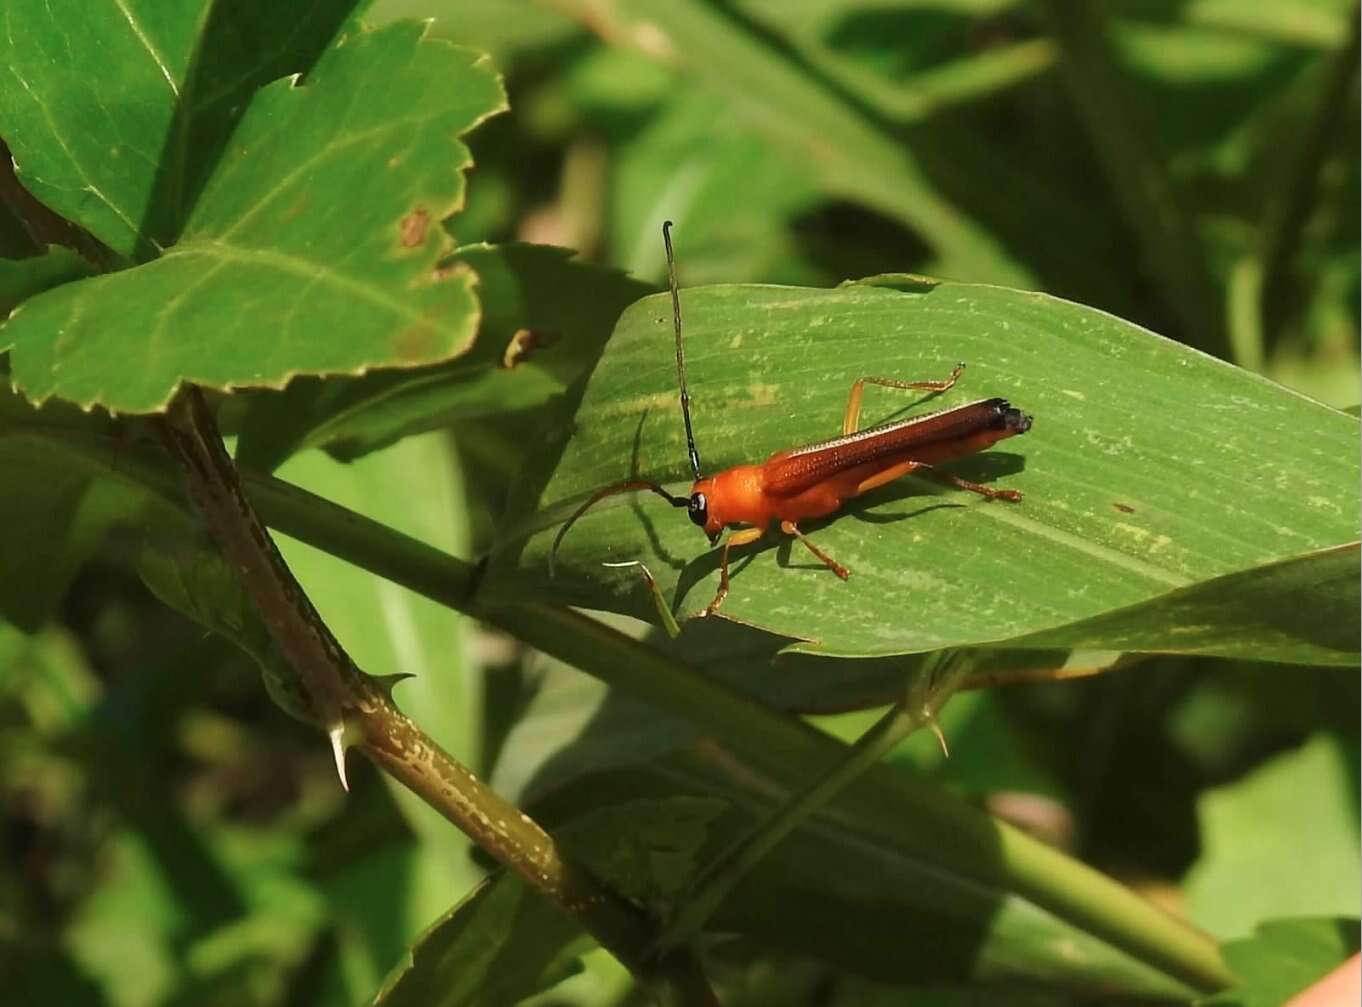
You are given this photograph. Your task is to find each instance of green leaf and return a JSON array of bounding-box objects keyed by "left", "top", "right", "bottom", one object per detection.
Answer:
[
  {"left": 0, "top": 620, "right": 101, "bottom": 736},
  {"left": 489, "top": 666, "right": 1190, "bottom": 997},
  {"left": 523, "top": 761, "right": 1196, "bottom": 998},
  {"left": 1007, "top": 544, "right": 1359, "bottom": 666},
  {"left": 1200, "top": 917, "right": 1360, "bottom": 1007},
  {"left": 0, "top": 247, "right": 94, "bottom": 317},
  {"left": 737, "top": 0, "right": 1054, "bottom": 123},
  {"left": 1163, "top": 2, "right": 1355, "bottom": 49},
  {"left": 1184, "top": 735, "right": 1361, "bottom": 939},
  {"left": 1037, "top": 2, "right": 1226, "bottom": 355},
  {"left": 0, "top": 388, "right": 148, "bottom": 629},
  {"left": 65, "top": 825, "right": 326, "bottom": 1007},
  {"left": 3, "top": 21, "right": 506, "bottom": 413},
  {"left": 233, "top": 243, "right": 649, "bottom": 471},
  {"left": 371, "top": 798, "right": 724, "bottom": 1007},
  {"left": 136, "top": 532, "right": 317, "bottom": 725},
  {"left": 489, "top": 281, "right": 1359, "bottom": 658},
  {"left": 372, "top": 873, "right": 590, "bottom": 1007},
  {"left": 551, "top": 0, "right": 1029, "bottom": 286},
  {"left": 0, "top": 0, "right": 364, "bottom": 258},
  {"left": 606, "top": 88, "right": 823, "bottom": 287}
]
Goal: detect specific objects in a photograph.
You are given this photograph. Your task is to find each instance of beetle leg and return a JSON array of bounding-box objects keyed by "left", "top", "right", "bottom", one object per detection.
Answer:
[
  {"left": 842, "top": 362, "right": 965, "bottom": 435},
  {"left": 779, "top": 520, "right": 850, "bottom": 580},
  {"left": 702, "top": 527, "right": 764, "bottom": 617},
  {"left": 602, "top": 560, "right": 681, "bottom": 638},
  {"left": 857, "top": 459, "right": 1022, "bottom": 502}
]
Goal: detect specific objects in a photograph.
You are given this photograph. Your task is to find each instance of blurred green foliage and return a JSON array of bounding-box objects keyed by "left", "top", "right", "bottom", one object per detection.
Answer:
[{"left": 0, "top": 1, "right": 1357, "bottom": 1005}]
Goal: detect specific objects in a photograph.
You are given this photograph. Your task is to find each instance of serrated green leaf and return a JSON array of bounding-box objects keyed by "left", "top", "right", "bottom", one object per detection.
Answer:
[
  {"left": 233, "top": 243, "right": 649, "bottom": 471},
  {"left": 488, "top": 281, "right": 1359, "bottom": 658},
  {"left": 4, "top": 21, "right": 506, "bottom": 413},
  {"left": 0, "top": 0, "right": 365, "bottom": 258},
  {"left": 0, "top": 247, "right": 93, "bottom": 317}
]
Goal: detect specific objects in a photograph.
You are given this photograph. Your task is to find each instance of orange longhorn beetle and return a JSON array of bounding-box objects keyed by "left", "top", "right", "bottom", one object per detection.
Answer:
[{"left": 551, "top": 221, "right": 1033, "bottom": 618}]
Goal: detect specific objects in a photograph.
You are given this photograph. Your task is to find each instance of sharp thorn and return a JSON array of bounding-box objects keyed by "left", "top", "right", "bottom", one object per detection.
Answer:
[
  {"left": 927, "top": 716, "right": 950, "bottom": 759},
  {"left": 329, "top": 722, "right": 350, "bottom": 791},
  {"left": 371, "top": 672, "right": 415, "bottom": 702}
]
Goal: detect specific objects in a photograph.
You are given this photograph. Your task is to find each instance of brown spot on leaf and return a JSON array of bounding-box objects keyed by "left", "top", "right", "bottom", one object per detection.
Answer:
[
  {"left": 399, "top": 208, "right": 429, "bottom": 248},
  {"left": 431, "top": 260, "right": 469, "bottom": 283},
  {"left": 502, "top": 329, "right": 560, "bottom": 369},
  {"left": 1113, "top": 502, "right": 1135, "bottom": 514},
  {"left": 281, "top": 193, "right": 309, "bottom": 224},
  {"left": 394, "top": 322, "right": 439, "bottom": 361}
]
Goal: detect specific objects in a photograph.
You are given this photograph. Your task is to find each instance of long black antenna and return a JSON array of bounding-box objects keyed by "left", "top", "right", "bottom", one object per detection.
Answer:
[{"left": 662, "top": 220, "right": 702, "bottom": 481}]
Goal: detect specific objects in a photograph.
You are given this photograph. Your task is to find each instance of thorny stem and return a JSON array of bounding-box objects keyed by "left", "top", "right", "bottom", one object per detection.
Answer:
[
  {"left": 158, "top": 388, "right": 718, "bottom": 1006},
  {"left": 14, "top": 421, "right": 1232, "bottom": 995}
]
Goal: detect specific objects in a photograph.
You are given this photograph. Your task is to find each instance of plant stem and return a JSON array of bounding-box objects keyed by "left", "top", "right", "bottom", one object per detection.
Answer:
[
  {"left": 155, "top": 391, "right": 717, "bottom": 1005},
  {"left": 482, "top": 606, "right": 1228, "bottom": 995},
  {"left": 658, "top": 650, "right": 974, "bottom": 953},
  {"left": 21, "top": 422, "right": 1232, "bottom": 993}
]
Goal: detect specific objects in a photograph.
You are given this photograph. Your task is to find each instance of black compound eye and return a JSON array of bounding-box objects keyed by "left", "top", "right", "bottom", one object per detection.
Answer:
[{"left": 687, "top": 492, "right": 708, "bottom": 528}]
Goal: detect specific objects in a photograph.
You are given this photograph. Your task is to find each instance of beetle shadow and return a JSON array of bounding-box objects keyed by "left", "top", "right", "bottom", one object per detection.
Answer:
[
  {"left": 673, "top": 542, "right": 760, "bottom": 610},
  {"left": 843, "top": 451, "right": 1029, "bottom": 525},
  {"left": 621, "top": 411, "right": 690, "bottom": 575}
]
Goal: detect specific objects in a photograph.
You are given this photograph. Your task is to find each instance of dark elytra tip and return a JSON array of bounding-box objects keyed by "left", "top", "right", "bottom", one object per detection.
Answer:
[{"left": 988, "top": 399, "right": 1033, "bottom": 434}]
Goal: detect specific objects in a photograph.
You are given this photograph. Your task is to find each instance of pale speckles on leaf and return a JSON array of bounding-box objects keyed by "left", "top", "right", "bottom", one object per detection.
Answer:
[
  {"left": 1084, "top": 429, "right": 1135, "bottom": 455},
  {"left": 746, "top": 382, "right": 778, "bottom": 407},
  {"left": 1061, "top": 389, "right": 1086, "bottom": 401},
  {"left": 595, "top": 390, "right": 677, "bottom": 420},
  {"left": 1111, "top": 524, "right": 1173, "bottom": 555},
  {"left": 1167, "top": 623, "right": 1216, "bottom": 636},
  {"left": 630, "top": 20, "right": 678, "bottom": 61}
]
